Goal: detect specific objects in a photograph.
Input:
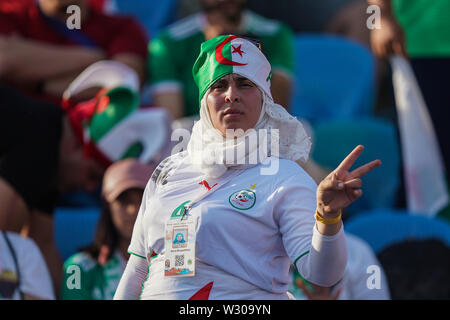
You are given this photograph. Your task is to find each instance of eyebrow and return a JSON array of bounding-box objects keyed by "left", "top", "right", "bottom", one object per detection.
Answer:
[
  {"left": 213, "top": 75, "right": 253, "bottom": 86},
  {"left": 233, "top": 76, "right": 251, "bottom": 82}
]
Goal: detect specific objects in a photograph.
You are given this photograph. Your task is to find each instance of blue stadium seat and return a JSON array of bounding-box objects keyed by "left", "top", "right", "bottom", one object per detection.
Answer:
[
  {"left": 290, "top": 34, "right": 376, "bottom": 124},
  {"left": 58, "top": 190, "right": 101, "bottom": 208},
  {"left": 54, "top": 207, "right": 101, "bottom": 260},
  {"left": 107, "top": 0, "right": 178, "bottom": 38},
  {"left": 311, "top": 117, "right": 401, "bottom": 216},
  {"left": 345, "top": 209, "right": 450, "bottom": 253}
]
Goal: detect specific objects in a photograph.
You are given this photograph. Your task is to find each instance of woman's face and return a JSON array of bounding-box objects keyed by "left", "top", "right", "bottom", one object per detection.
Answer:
[
  {"left": 206, "top": 74, "right": 262, "bottom": 136},
  {"left": 109, "top": 188, "right": 143, "bottom": 241}
]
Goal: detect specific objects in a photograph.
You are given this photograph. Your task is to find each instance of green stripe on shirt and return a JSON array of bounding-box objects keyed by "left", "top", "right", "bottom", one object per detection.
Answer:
[
  {"left": 128, "top": 251, "right": 146, "bottom": 260},
  {"left": 293, "top": 250, "right": 310, "bottom": 268}
]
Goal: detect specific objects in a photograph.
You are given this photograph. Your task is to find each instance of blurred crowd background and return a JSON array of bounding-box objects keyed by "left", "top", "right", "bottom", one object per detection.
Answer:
[{"left": 0, "top": 0, "right": 449, "bottom": 300}]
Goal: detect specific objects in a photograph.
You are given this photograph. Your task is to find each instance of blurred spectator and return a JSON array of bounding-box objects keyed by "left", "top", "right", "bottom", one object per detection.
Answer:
[
  {"left": 290, "top": 233, "right": 390, "bottom": 300},
  {"left": 0, "top": 83, "right": 103, "bottom": 295},
  {"left": 148, "top": 0, "right": 295, "bottom": 119},
  {"left": 246, "top": 0, "right": 371, "bottom": 47},
  {"left": 0, "top": 0, "right": 148, "bottom": 104},
  {"left": 369, "top": 0, "right": 450, "bottom": 219},
  {"left": 61, "top": 158, "right": 153, "bottom": 300},
  {"left": 0, "top": 231, "right": 54, "bottom": 300},
  {"left": 377, "top": 239, "right": 450, "bottom": 299},
  {"left": 0, "top": 83, "right": 155, "bottom": 296}
]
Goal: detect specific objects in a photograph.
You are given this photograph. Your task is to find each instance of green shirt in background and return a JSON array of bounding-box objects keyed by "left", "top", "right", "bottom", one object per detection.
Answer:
[
  {"left": 61, "top": 251, "right": 126, "bottom": 300},
  {"left": 147, "top": 10, "right": 295, "bottom": 117},
  {"left": 393, "top": 0, "right": 450, "bottom": 57}
]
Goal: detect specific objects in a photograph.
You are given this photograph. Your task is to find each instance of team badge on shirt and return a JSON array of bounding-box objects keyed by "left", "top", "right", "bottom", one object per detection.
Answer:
[{"left": 228, "top": 186, "right": 256, "bottom": 210}]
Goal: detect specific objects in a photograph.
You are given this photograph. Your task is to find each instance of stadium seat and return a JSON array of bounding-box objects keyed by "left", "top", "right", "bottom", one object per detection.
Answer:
[
  {"left": 101, "top": 0, "right": 178, "bottom": 38},
  {"left": 290, "top": 34, "right": 376, "bottom": 124},
  {"left": 345, "top": 209, "right": 450, "bottom": 253},
  {"left": 54, "top": 207, "right": 101, "bottom": 260},
  {"left": 311, "top": 117, "right": 401, "bottom": 216},
  {"left": 58, "top": 190, "right": 102, "bottom": 208}
]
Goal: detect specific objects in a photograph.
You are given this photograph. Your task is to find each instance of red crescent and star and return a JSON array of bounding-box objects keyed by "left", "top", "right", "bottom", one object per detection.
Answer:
[
  {"left": 215, "top": 35, "right": 247, "bottom": 66},
  {"left": 231, "top": 44, "right": 244, "bottom": 57}
]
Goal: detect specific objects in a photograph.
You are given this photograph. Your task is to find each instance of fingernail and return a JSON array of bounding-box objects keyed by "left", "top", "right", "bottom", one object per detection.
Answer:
[{"left": 338, "top": 182, "right": 344, "bottom": 189}]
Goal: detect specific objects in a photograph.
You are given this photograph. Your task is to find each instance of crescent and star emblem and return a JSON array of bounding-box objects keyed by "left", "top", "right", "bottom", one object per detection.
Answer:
[{"left": 214, "top": 35, "right": 248, "bottom": 66}]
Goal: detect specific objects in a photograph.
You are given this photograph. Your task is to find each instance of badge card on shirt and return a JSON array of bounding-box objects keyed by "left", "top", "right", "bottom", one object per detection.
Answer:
[{"left": 164, "top": 215, "right": 196, "bottom": 277}]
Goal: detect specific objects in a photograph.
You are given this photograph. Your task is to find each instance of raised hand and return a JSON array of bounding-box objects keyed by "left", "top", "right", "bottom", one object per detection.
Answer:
[
  {"left": 316, "top": 145, "right": 381, "bottom": 219},
  {"left": 370, "top": 11, "right": 408, "bottom": 59}
]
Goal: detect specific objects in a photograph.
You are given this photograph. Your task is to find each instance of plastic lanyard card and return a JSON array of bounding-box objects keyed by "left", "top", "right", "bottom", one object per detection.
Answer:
[{"left": 164, "top": 209, "right": 196, "bottom": 277}]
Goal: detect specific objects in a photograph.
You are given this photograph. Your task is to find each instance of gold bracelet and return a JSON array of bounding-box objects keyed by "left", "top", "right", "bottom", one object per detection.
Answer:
[{"left": 315, "top": 210, "right": 342, "bottom": 225}]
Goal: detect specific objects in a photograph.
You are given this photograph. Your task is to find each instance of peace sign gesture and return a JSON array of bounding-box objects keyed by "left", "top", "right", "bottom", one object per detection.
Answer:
[{"left": 316, "top": 145, "right": 381, "bottom": 219}]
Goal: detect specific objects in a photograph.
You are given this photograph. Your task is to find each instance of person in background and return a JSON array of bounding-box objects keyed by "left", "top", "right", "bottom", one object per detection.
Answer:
[
  {"left": 61, "top": 158, "right": 154, "bottom": 300},
  {"left": 368, "top": 0, "right": 450, "bottom": 220},
  {"left": 377, "top": 239, "right": 450, "bottom": 299},
  {"left": 245, "top": 0, "right": 371, "bottom": 47},
  {"left": 291, "top": 233, "right": 391, "bottom": 300},
  {"left": 0, "top": 231, "right": 54, "bottom": 300},
  {"left": 0, "top": 0, "right": 147, "bottom": 104},
  {"left": 0, "top": 83, "right": 102, "bottom": 296},
  {"left": 0, "top": 83, "right": 154, "bottom": 297},
  {"left": 148, "top": 0, "right": 295, "bottom": 119}
]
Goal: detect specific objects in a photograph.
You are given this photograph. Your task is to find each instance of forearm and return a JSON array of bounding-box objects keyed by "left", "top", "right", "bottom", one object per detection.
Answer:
[
  {"left": 41, "top": 54, "right": 144, "bottom": 98},
  {"left": 43, "top": 70, "right": 87, "bottom": 98},
  {"left": 114, "top": 254, "right": 148, "bottom": 300},
  {"left": 0, "top": 37, "right": 104, "bottom": 84},
  {"left": 297, "top": 225, "right": 347, "bottom": 287}
]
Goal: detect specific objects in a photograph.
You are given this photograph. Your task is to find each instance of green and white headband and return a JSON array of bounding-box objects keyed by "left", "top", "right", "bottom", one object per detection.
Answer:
[{"left": 192, "top": 34, "right": 273, "bottom": 103}]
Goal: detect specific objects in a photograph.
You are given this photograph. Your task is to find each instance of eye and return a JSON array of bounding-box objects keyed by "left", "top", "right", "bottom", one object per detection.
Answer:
[
  {"left": 211, "top": 83, "right": 225, "bottom": 90},
  {"left": 240, "top": 81, "right": 253, "bottom": 87}
]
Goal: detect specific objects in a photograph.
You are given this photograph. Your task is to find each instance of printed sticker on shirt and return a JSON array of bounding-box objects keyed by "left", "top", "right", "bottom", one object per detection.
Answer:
[
  {"left": 164, "top": 217, "right": 196, "bottom": 277},
  {"left": 228, "top": 186, "right": 256, "bottom": 210},
  {"left": 170, "top": 200, "right": 191, "bottom": 219}
]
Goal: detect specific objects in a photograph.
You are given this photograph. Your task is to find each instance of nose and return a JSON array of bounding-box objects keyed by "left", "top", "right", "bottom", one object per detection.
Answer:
[{"left": 224, "top": 84, "right": 240, "bottom": 103}]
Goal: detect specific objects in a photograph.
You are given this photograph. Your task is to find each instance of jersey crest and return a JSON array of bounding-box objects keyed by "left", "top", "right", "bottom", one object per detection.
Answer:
[{"left": 228, "top": 189, "right": 256, "bottom": 210}]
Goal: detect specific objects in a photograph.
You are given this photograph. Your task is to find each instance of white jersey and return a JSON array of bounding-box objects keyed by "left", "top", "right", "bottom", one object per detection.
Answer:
[
  {"left": 128, "top": 152, "right": 331, "bottom": 299},
  {"left": 338, "top": 234, "right": 391, "bottom": 300},
  {"left": 0, "top": 232, "right": 54, "bottom": 300}
]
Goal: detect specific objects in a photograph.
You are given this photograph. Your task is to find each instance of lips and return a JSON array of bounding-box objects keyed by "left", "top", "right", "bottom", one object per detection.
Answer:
[{"left": 223, "top": 109, "right": 243, "bottom": 116}]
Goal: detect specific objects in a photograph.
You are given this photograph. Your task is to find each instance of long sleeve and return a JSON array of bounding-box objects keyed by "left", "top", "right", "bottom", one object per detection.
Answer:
[
  {"left": 275, "top": 171, "right": 347, "bottom": 288},
  {"left": 298, "top": 224, "right": 348, "bottom": 287},
  {"left": 113, "top": 254, "right": 148, "bottom": 300}
]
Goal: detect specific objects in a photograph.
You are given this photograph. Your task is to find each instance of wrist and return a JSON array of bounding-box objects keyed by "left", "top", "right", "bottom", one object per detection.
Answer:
[
  {"left": 315, "top": 211, "right": 342, "bottom": 236},
  {"left": 315, "top": 209, "right": 342, "bottom": 225},
  {"left": 316, "top": 206, "right": 341, "bottom": 219}
]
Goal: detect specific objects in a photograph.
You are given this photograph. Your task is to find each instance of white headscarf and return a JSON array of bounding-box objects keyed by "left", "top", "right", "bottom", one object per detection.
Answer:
[{"left": 187, "top": 86, "right": 312, "bottom": 178}]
